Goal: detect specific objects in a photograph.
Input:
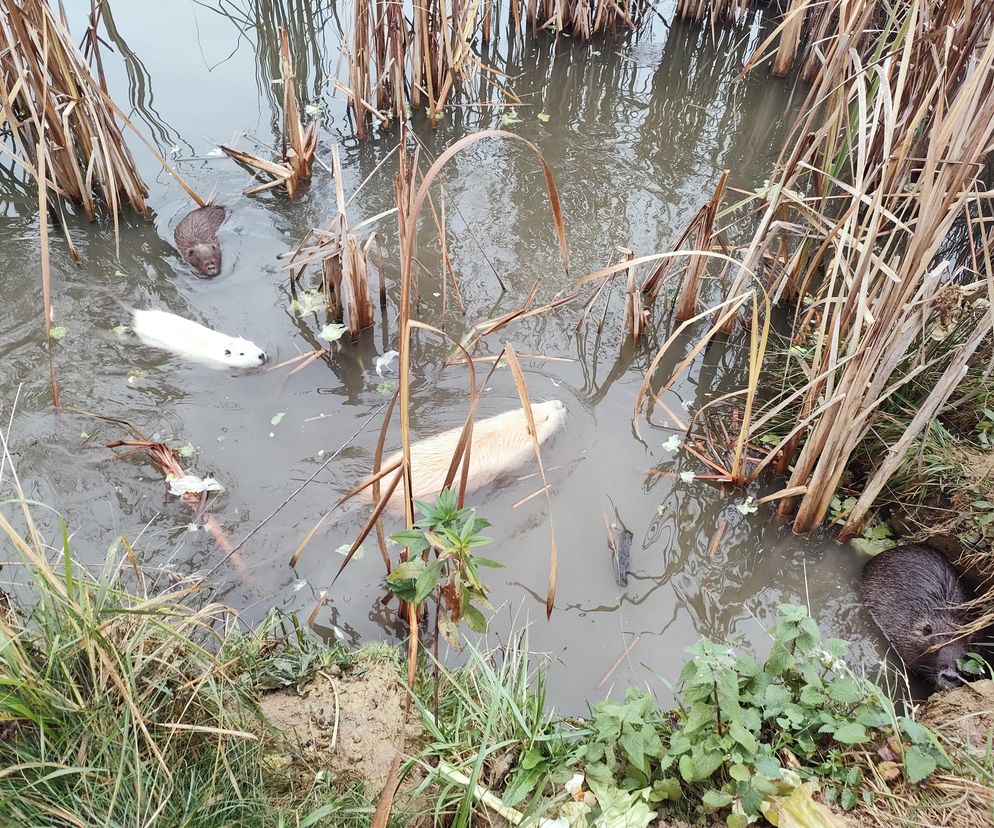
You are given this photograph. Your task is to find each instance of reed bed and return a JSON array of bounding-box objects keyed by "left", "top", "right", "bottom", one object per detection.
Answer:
[
  {"left": 222, "top": 27, "right": 317, "bottom": 197},
  {"left": 340, "top": 0, "right": 653, "bottom": 137},
  {"left": 631, "top": 0, "right": 994, "bottom": 539},
  {"left": 0, "top": 0, "right": 149, "bottom": 219}
]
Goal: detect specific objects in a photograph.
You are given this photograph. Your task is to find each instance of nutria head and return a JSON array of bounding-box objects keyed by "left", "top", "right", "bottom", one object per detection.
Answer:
[
  {"left": 185, "top": 241, "right": 222, "bottom": 277},
  {"left": 531, "top": 400, "right": 567, "bottom": 444},
  {"left": 861, "top": 544, "right": 973, "bottom": 692},
  {"left": 220, "top": 336, "right": 267, "bottom": 369}
]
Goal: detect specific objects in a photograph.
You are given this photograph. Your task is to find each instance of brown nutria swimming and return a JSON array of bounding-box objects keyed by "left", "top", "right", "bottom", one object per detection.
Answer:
[
  {"left": 365, "top": 400, "right": 567, "bottom": 514},
  {"left": 861, "top": 544, "right": 973, "bottom": 691},
  {"left": 174, "top": 205, "right": 225, "bottom": 277}
]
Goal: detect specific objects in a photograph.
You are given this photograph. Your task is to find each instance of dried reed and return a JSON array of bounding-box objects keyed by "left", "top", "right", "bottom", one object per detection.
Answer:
[
  {"left": 657, "top": 0, "right": 994, "bottom": 535},
  {"left": 222, "top": 28, "right": 316, "bottom": 197},
  {"left": 283, "top": 145, "right": 377, "bottom": 336},
  {"left": 0, "top": 0, "right": 149, "bottom": 219}
]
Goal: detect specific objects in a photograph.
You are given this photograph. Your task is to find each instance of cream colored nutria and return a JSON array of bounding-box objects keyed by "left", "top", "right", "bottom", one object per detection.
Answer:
[{"left": 369, "top": 400, "right": 567, "bottom": 513}]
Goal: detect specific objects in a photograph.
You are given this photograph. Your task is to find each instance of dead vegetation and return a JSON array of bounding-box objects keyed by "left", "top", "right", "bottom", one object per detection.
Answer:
[
  {"left": 222, "top": 28, "right": 317, "bottom": 198},
  {"left": 591, "top": 0, "right": 994, "bottom": 545},
  {"left": 339, "top": 0, "right": 654, "bottom": 137}
]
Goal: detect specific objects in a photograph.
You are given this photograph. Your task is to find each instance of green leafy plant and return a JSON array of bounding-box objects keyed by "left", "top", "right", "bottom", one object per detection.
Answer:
[
  {"left": 569, "top": 606, "right": 948, "bottom": 826},
  {"left": 387, "top": 489, "right": 500, "bottom": 644}
]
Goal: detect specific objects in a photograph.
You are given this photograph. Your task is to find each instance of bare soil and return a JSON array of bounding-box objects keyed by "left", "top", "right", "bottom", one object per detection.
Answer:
[{"left": 258, "top": 653, "right": 422, "bottom": 795}]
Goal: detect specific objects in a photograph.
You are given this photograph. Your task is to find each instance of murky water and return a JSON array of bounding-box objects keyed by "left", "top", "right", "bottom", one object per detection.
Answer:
[{"left": 0, "top": 1, "right": 884, "bottom": 711}]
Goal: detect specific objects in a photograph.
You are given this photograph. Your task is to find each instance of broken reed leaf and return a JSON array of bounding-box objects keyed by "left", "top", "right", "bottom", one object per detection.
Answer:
[{"left": 336, "top": 542, "right": 365, "bottom": 561}]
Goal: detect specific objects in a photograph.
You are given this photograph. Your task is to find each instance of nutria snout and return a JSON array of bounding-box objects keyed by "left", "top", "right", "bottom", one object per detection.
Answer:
[
  {"left": 174, "top": 205, "right": 226, "bottom": 277},
  {"left": 861, "top": 544, "right": 973, "bottom": 692}
]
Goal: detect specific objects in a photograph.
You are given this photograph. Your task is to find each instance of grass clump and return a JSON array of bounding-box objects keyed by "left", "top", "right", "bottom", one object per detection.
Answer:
[
  {"left": 0, "top": 507, "right": 356, "bottom": 826},
  {"left": 0, "top": 538, "right": 272, "bottom": 826}
]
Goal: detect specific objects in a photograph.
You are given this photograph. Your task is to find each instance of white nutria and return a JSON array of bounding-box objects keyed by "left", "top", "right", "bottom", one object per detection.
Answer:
[
  {"left": 131, "top": 309, "right": 267, "bottom": 369},
  {"left": 366, "top": 400, "right": 567, "bottom": 513}
]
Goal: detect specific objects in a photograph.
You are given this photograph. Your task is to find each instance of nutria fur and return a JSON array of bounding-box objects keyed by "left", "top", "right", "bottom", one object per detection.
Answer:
[
  {"left": 174, "top": 205, "right": 225, "bottom": 277},
  {"left": 132, "top": 309, "right": 267, "bottom": 369},
  {"left": 861, "top": 544, "right": 972, "bottom": 691},
  {"left": 367, "top": 400, "right": 567, "bottom": 513}
]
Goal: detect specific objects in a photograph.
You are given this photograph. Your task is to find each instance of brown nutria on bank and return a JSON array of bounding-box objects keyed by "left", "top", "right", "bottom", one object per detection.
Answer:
[
  {"left": 861, "top": 544, "right": 973, "bottom": 692},
  {"left": 174, "top": 205, "right": 225, "bottom": 277}
]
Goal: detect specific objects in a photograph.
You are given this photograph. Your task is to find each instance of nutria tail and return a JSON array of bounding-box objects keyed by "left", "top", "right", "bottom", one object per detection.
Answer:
[{"left": 174, "top": 205, "right": 226, "bottom": 277}]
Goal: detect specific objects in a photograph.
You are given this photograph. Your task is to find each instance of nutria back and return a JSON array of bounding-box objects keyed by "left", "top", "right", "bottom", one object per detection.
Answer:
[
  {"left": 861, "top": 544, "right": 971, "bottom": 691},
  {"left": 174, "top": 205, "right": 226, "bottom": 277},
  {"left": 370, "top": 400, "right": 567, "bottom": 513}
]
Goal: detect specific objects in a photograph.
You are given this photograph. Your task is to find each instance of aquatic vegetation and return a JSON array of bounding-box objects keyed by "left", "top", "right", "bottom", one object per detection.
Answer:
[
  {"left": 284, "top": 145, "right": 377, "bottom": 337},
  {"left": 341, "top": 0, "right": 655, "bottom": 135},
  {"left": 222, "top": 28, "right": 317, "bottom": 198},
  {"left": 0, "top": 0, "right": 148, "bottom": 219},
  {"left": 623, "top": 0, "right": 994, "bottom": 541}
]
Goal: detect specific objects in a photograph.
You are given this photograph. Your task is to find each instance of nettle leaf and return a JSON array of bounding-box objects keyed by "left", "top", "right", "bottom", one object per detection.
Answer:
[
  {"left": 463, "top": 604, "right": 488, "bottom": 633},
  {"left": 640, "top": 722, "right": 665, "bottom": 758},
  {"left": 856, "top": 706, "right": 892, "bottom": 728},
  {"left": 832, "top": 722, "right": 869, "bottom": 745},
  {"left": 650, "top": 777, "right": 682, "bottom": 802},
  {"left": 729, "top": 720, "right": 758, "bottom": 754},
  {"left": 827, "top": 677, "right": 863, "bottom": 704},
  {"left": 678, "top": 753, "right": 696, "bottom": 782},
  {"left": 669, "top": 732, "right": 692, "bottom": 755},
  {"left": 702, "top": 789, "right": 734, "bottom": 812},
  {"left": 904, "top": 745, "right": 937, "bottom": 783},
  {"left": 735, "top": 653, "right": 763, "bottom": 678},
  {"left": 620, "top": 730, "right": 648, "bottom": 775},
  {"left": 683, "top": 701, "right": 715, "bottom": 734},
  {"left": 765, "top": 643, "right": 796, "bottom": 676},
  {"left": 899, "top": 716, "right": 933, "bottom": 746},
  {"left": 729, "top": 764, "right": 751, "bottom": 782},
  {"left": 414, "top": 560, "right": 445, "bottom": 604}
]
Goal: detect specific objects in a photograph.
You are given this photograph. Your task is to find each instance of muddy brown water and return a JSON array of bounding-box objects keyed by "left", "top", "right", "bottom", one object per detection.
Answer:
[{"left": 0, "top": 1, "right": 884, "bottom": 712}]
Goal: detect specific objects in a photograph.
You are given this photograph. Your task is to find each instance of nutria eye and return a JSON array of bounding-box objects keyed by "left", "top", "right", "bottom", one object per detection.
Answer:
[
  {"left": 224, "top": 349, "right": 231, "bottom": 356},
  {"left": 923, "top": 624, "right": 934, "bottom": 636},
  {"left": 188, "top": 249, "right": 195, "bottom": 257}
]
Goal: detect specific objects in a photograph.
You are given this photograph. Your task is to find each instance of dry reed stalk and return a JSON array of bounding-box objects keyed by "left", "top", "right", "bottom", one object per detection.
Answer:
[
  {"left": 222, "top": 28, "right": 316, "bottom": 197},
  {"left": 674, "top": 0, "right": 749, "bottom": 24},
  {"left": 282, "top": 145, "right": 378, "bottom": 336},
  {"left": 706, "top": 0, "right": 994, "bottom": 534},
  {"left": 674, "top": 170, "right": 729, "bottom": 321},
  {"left": 0, "top": 0, "right": 149, "bottom": 219}
]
